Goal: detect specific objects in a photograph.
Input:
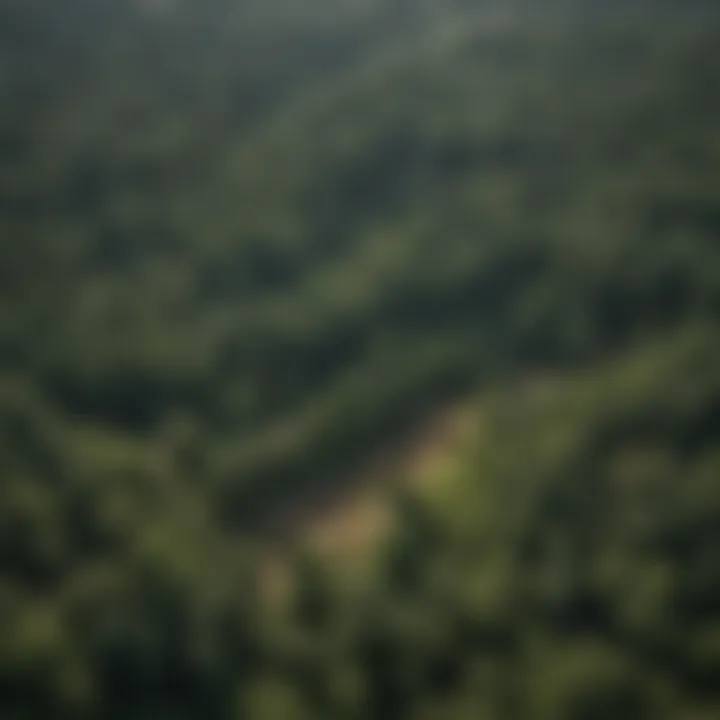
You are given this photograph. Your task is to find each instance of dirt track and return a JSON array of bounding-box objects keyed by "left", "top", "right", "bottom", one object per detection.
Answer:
[{"left": 263, "top": 400, "right": 476, "bottom": 560}]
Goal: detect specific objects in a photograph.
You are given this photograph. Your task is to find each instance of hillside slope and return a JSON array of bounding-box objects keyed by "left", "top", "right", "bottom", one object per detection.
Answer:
[
  {"left": 3, "top": 1, "right": 720, "bottom": 526},
  {"left": 1, "top": 1, "right": 720, "bottom": 717}
]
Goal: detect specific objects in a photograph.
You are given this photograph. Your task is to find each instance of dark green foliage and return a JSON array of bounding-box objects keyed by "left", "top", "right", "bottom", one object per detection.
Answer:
[{"left": 2, "top": 0, "right": 720, "bottom": 717}]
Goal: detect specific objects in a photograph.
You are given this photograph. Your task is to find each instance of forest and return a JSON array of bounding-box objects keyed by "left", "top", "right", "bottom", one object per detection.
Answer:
[{"left": 1, "top": 0, "right": 720, "bottom": 717}]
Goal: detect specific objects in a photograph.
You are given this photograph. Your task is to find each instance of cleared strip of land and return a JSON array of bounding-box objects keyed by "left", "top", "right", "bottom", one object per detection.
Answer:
[{"left": 258, "top": 399, "right": 477, "bottom": 595}]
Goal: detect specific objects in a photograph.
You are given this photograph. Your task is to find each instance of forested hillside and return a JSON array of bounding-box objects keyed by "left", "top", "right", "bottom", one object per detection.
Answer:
[{"left": 1, "top": 0, "right": 720, "bottom": 717}]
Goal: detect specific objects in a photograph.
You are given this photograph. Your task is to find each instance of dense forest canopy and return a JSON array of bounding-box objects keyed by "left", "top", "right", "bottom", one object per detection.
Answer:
[{"left": 1, "top": 0, "right": 720, "bottom": 717}]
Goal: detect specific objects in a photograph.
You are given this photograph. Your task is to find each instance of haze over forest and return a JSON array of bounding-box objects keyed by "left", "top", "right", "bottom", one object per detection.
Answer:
[{"left": 2, "top": 1, "right": 720, "bottom": 717}]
